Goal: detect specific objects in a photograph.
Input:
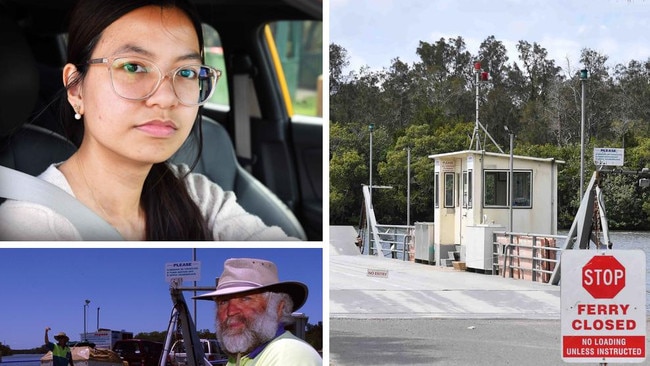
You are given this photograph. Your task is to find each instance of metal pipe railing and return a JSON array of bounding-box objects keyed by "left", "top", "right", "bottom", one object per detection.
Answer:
[
  {"left": 368, "top": 224, "right": 414, "bottom": 260},
  {"left": 494, "top": 232, "right": 564, "bottom": 284}
]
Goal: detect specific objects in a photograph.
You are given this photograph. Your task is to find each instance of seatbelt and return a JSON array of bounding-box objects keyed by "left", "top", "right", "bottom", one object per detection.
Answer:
[
  {"left": 233, "top": 73, "right": 252, "bottom": 172},
  {"left": 232, "top": 54, "right": 258, "bottom": 172},
  {"left": 0, "top": 165, "right": 123, "bottom": 240}
]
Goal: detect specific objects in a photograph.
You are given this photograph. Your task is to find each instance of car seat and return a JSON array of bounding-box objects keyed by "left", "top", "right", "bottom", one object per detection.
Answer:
[
  {"left": 0, "top": 12, "right": 76, "bottom": 178},
  {"left": 172, "top": 118, "right": 307, "bottom": 239},
  {"left": 0, "top": 12, "right": 307, "bottom": 240}
]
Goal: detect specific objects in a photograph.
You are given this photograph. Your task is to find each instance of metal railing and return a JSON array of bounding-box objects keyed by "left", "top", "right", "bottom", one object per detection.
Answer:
[
  {"left": 368, "top": 224, "right": 414, "bottom": 261},
  {"left": 493, "top": 232, "right": 566, "bottom": 284}
]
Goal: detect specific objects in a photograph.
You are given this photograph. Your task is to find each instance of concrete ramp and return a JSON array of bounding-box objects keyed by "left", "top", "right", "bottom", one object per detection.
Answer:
[
  {"left": 330, "top": 226, "right": 361, "bottom": 256},
  {"left": 330, "top": 253, "right": 560, "bottom": 319}
]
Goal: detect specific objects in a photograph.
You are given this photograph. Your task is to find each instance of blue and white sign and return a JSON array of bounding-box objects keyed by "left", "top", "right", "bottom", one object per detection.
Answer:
[
  {"left": 165, "top": 261, "right": 201, "bottom": 282},
  {"left": 594, "top": 148, "right": 624, "bottom": 166}
]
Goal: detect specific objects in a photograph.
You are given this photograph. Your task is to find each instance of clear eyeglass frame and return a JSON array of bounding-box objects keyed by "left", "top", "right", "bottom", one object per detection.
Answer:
[{"left": 87, "top": 56, "right": 222, "bottom": 106}]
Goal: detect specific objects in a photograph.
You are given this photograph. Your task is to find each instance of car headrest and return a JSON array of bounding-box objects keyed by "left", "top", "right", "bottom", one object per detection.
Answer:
[{"left": 0, "top": 13, "right": 39, "bottom": 137}]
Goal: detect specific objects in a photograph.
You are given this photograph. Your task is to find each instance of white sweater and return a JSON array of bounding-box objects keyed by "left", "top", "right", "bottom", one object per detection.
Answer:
[{"left": 0, "top": 164, "right": 292, "bottom": 241}]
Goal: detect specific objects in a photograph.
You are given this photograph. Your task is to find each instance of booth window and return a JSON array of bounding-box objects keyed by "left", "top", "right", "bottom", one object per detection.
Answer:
[
  {"left": 483, "top": 170, "right": 532, "bottom": 208},
  {"left": 434, "top": 172, "right": 439, "bottom": 208},
  {"left": 444, "top": 172, "right": 455, "bottom": 208},
  {"left": 463, "top": 170, "right": 473, "bottom": 208},
  {"left": 513, "top": 171, "right": 532, "bottom": 207}
]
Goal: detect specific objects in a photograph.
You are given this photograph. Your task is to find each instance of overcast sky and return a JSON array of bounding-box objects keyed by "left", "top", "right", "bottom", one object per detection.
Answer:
[{"left": 329, "top": 0, "right": 650, "bottom": 76}]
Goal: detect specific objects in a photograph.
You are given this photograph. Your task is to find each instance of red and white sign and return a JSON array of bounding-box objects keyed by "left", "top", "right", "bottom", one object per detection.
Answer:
[
  {"left": 582, "top": 255, "right": 625, "bottom": 299},
  {"left": 561, "top": 250, "right": 646, "bottom": 363}
]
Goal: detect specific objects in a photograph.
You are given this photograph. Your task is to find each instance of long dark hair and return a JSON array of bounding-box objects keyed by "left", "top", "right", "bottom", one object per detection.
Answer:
[{"left": 63, "top": 0, "right": 211, "bottom": 240}]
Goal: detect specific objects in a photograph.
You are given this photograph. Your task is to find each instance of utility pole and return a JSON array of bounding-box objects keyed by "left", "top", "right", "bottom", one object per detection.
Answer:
[
  {"left": 580, "top": 69, "right": 588, "bottom": 199},
  {"left": 505, "top": 126, "right": 514, "bottom": 233},
  {"left": 193, "top": 248, "right": 197, "bottom": 326},
  {"left": 83, "top": 299, "right": 90, "bottom": 341},
  {"left": 405, "top": 146, "right": 411, "bottom": 226},
  {"left": 369, "top": 123, "right": 374, "bottom": 207},
  {"left": 472, "top": 62, "right": 482, "bottom": 150},
  {"left": 469, "top": 62, "right": 503, "bottom": 153}
]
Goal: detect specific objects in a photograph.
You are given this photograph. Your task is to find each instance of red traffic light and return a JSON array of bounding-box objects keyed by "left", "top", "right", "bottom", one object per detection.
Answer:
[
  {"left": 474, "top": 62, "right": 481, "bottom": 70},
  {"left": 480, "top": 72, "right": 489, "bottom": 81}
]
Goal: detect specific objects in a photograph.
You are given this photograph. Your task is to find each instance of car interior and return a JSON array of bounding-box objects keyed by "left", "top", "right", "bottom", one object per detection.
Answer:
[{"left": 0, "top": 0, "right": 323, "bottom": 240}]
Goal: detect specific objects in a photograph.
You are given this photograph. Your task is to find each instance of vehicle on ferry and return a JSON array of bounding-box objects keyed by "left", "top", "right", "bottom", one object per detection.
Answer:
[
  {"left": 113, "top": 339, "right": 164, "bottom": 366},
  {"left": 170, "top": 339, "right": 227, "bottom": 366}
]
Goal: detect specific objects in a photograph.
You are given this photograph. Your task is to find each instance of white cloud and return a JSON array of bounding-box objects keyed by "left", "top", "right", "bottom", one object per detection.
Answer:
[{"left": 330, "top": 0, "right": 650, "bottom": 74}]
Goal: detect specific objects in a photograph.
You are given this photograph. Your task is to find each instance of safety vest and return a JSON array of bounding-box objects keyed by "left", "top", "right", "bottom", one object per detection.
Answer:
[{"left": 50, "top": 343, "right": 71, "bottom": 366}]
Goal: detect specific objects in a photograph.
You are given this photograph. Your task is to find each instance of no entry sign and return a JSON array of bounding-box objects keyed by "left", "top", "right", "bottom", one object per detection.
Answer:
[{"left": 561, "top": 250, "right": 646, "bottom": 363}]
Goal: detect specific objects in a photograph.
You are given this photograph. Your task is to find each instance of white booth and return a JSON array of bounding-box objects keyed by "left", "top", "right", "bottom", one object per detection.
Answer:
[{"left": 428, "top": 150, "right": 562, "bottom": 272}]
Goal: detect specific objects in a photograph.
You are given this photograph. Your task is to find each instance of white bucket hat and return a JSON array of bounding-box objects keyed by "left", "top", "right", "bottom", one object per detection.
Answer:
[{"left": 194, "top": 258, "right": 307, "bottom": 311}]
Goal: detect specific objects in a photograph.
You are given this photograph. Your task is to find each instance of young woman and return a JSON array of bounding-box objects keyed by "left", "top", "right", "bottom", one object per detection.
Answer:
[{"left": 0, "top": 0, "right": 292, "bottom": 241}]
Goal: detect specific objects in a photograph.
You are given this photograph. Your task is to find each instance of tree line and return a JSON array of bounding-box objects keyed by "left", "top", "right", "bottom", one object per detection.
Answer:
[{"left": 330, "top": 36, "right": 650, "bottom": 229}]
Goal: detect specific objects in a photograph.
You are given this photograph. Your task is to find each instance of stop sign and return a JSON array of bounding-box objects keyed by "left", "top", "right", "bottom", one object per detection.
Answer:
[{"left": 582, "top": 255, "right": 625, "bottom": 299}]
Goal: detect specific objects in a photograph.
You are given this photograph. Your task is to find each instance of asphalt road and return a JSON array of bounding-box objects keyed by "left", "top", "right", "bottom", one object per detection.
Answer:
[
  {"left": 330, "top": 318, "right": 563, "bottom": 366},
  {"left": 328, "top": 226, "right": 649, "bottom": 366}
]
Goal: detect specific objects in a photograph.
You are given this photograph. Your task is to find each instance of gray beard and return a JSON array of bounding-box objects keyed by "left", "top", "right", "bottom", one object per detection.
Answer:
[{"left": 215, "top": 303, "right": 279, "bottom": 355}]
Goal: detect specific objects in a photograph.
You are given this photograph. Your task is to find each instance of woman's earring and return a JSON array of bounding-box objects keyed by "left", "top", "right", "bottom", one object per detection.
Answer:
[{"left": 74, "top": 106, "right": 82, "bottom": 120}]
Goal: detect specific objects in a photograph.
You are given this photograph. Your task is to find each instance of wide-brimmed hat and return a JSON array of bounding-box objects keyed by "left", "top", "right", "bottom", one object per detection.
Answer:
[
  {"left": 194, "top": 258, "right": 308, "bottom": 311},
  {"left": 53, "top": 332, "right": 69, "bottom": 341}
]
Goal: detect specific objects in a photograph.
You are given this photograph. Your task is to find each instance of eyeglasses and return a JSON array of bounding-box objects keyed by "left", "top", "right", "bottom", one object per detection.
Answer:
[{"left": 87, "top": 56, "right": 222, "bottom": 106}]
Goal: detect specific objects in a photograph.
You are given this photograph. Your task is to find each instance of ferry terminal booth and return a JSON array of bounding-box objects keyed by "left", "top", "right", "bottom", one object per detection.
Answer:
[{"left": 427, "top": 150, "right": 562, "bottom": 272}]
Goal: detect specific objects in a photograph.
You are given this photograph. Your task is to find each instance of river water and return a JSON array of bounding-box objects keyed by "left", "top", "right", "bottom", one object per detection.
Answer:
[
  {"left": 603, "top": 231, "right": 650, "bottom": 313},
  {"left": 0, "top": 354, "right": 41, "bottom": 366}
]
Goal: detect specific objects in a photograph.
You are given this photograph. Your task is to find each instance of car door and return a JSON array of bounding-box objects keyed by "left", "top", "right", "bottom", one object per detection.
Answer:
[{"left": 196, "top": 0, "right": 323, "bottom": 240}]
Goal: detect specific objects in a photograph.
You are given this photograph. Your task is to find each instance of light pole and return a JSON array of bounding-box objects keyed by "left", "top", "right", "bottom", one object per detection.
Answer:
[
  {"left": 369, "top": 123, "right": 374, "bottom": 208},
  {"left": 580, "top": 69, "right": 588, "bottom": 199},
  {"left": 504, "top": 126, "right": 514, "bottom": 233},
  {"left": 404, "top": 146, "right": 411, "bottom": 226},
  {"left": 193, "top": 248, "right": 197, "bottom": 325},
  {"left": 83, "top": 299, "right": 90, "bottom": 341}
]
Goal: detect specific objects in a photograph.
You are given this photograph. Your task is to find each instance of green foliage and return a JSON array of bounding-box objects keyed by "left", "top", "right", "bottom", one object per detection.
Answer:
[
  {"left": 329, "top": 123, "right": 369, "bottom": 224},
  {"left": 329, "top": 39, "right": 650, "bottom": 230},
  {"left": 305, "top": 321, "right": 322, "bottom": 352},
  {"left": 374, "top": 122, "right": 473, "bottom": 224},
  {"left": 3, "top": 345, "right": 48, "bottom": 355},
  {"left": 197, "top": 329, "right": 217, "bottom": 339},
  {"left": 133, "top": 331, "right": 167, "bottom": 343},
  {"left": 0, "top": 342, "right": 13, "bottom": 356},
  {"left": 132, "top": 329, "right": 215, "bottom": 343},
  {"left": 601, "top": 174, "right": 648, "bottom": 229}
]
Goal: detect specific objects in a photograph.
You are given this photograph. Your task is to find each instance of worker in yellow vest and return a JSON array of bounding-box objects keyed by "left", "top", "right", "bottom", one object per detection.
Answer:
[{"left": 44, "top": 327, "right": 74, "bottom": 366}]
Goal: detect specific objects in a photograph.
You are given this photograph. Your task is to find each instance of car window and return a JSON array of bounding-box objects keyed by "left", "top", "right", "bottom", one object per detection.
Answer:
[
  {"left": 208, "top": 340, "right": 218, "bottom": 352},
  {"left": 202, "top": 20, "right": 323, "bottom": 119},
  {"left": 202, "top": 24, "right": 228, "bottom": 109},
  {"left": 267, "top": 20, "right": 323, "bottom": 118},
  {"left": 115, "top": 342, "right": 138, "bottom": 354}
]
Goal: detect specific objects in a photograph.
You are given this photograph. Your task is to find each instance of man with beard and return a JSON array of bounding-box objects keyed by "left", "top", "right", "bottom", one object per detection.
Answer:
[{"left": 195, "top": 258, "right": 322, "bottom": 365}]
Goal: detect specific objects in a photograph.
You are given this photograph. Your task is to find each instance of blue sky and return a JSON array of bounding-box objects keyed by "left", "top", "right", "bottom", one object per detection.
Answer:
[
  {"left": 330, "top": 0, "right": 650, "bottom": 75},
  {"left": 0, "top": 247, "right": 323, "bottom": 350}
]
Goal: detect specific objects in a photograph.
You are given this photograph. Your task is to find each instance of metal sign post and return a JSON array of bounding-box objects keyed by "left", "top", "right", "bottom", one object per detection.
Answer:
[{"left": 162, "top": 261, "right": 211, "bottom": 366}]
